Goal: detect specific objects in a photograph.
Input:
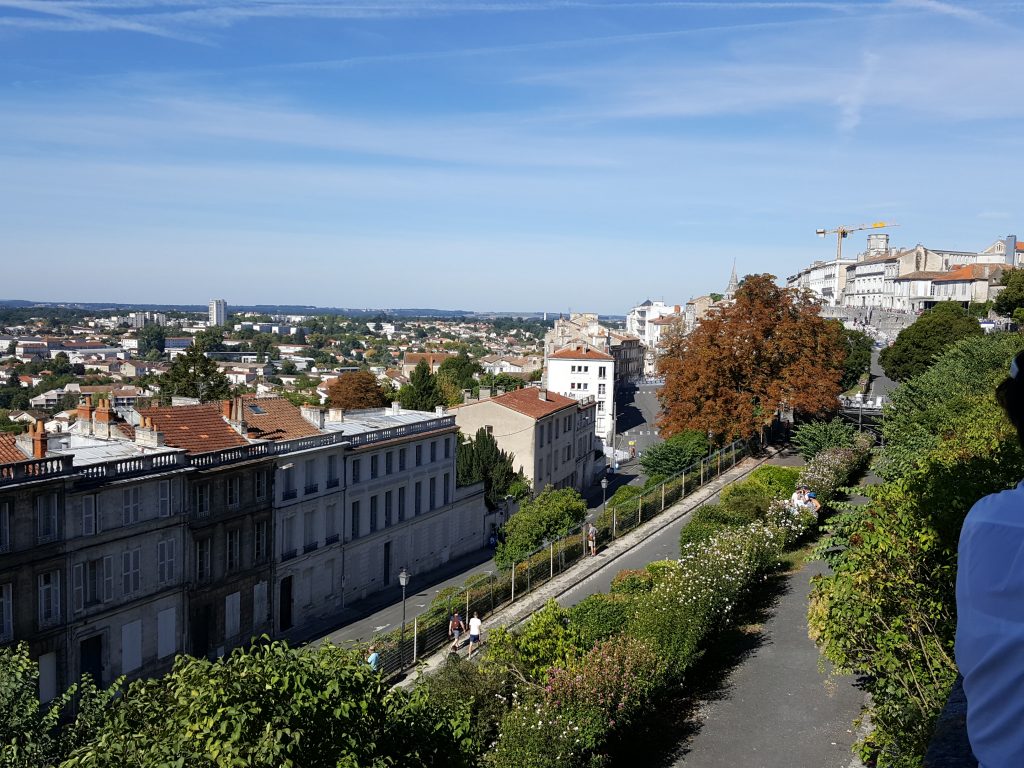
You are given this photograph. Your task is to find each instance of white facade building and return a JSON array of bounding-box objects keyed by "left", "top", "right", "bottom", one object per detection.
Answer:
[
  {"left": 208, "top": 299, "right": 227, "bottom": 327},
  {"left": 544, "top": 346, "right": 616, "bottom": 448}
]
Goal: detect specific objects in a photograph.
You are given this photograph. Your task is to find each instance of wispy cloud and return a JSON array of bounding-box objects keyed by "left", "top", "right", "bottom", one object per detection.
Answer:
[{"left": 890, "top": 0, "right": 997, "bottom": 25}]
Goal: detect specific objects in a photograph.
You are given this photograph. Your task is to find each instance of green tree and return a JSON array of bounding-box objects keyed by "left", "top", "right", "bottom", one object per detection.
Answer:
[
  {"left": 839, "top": 326, "right": 872, "bottom": 391},
  {"left": 878, "top": 302, "right": 983, "bottom": 382},
  {"left": 191, "top": 328, "right": 226, "bottom": 352},
  {"left": 639, "top": 430, "right": 708, "bottom": 477},
  {"left": 495, "top": 487, "right": 587, "bottom": 569},
  {"left": 136, "top": 324, "right": 165, "bottom": 357},
  {"left": 326, "top": 371, "right": 390, "bottom": 411},
  {"left": 62, "top": 640, "right": 473, "bottom": 768},
  {"left": 993, "top": 268, "right": 1024, "bottom": 317},
  {"left": 399, "top": 360, "right": 444, "bottom": 412},
  {"left": 161, "top": 345, "right": 231, "bottom": 402},
  {"left": 456, "top": 428, "right": 519, "bottom": 509}
]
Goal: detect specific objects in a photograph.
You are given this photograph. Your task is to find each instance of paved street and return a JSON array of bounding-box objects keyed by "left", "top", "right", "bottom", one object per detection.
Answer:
[{"left": 868, "top": 348, "right": 897, "bottom": 398}]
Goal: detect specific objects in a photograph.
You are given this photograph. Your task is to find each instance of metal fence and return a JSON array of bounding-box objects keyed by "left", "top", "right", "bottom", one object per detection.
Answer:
[{"left": 372, "top": 435, "right": 758, "bottom": 677}]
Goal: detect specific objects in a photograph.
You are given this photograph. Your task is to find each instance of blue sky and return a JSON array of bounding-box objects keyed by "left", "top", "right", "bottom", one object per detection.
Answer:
[{"left": 2, "top": 1, "right": 1022, "bottom": 313}]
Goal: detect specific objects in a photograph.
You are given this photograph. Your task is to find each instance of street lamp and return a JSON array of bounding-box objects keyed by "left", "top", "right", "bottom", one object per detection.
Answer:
[
  {"left": 601, "top": 476, "right": 613, "bottom": 536},
  {"left": 398, "top": 567, "right": 410, "bottom": 668}
]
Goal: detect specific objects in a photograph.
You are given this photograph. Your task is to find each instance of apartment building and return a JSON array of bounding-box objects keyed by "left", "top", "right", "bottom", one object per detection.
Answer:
[
  {"left": 452, "top": 387, "right": 598, "bottom": 494},
  {"left": 544, "top": 313, "right": 641, "bottom": 387},
  {"left": 544, "top": 347, "right": 616, "bottom": 448}
]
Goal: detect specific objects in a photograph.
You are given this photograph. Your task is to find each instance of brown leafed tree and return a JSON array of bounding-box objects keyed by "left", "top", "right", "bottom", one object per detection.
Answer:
[
  {"left": 326, "top": 371, "right": 390, "bottom": 411},
  {"left": 657, "top": 273, "right": 845, "bottom": 442}
]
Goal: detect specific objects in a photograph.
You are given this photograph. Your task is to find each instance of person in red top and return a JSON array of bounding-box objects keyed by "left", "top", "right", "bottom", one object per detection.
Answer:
[{"left": 448, "top": 612, "right": 465, "bottom": 653}]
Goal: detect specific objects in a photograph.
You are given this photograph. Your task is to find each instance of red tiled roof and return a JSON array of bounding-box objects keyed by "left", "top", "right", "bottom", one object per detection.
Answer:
[
  {"left": 933, "top": 264, "right": 1001, "bottom": 282},
  {"left": 893, "top": 271, "right": 947, "bottom": 281},
  {"left": 241, "top": 395, "right": 320, "bottom": 441},
  {"left": 140, "top": 404, "right": 248, "bottom": 455},
  {"left": 649, "top": 315, "right": 682, "bottom": 326},
  {"left": 490, "top": 388, "right": 576, "bottom": 419},
  {"left": 548, "top": 346, "right": 614, "bottom": 361},
  {"left": 403, "top": 352, "right": 454, "bottom": 366},
  {"left": 0, "top": 435, "right": 27, "bottom": 464}
]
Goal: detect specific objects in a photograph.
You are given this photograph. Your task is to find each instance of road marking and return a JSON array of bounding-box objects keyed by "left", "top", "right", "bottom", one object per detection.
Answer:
[{"left": 374, "top": 623, "right": 391, "bottom": 632}]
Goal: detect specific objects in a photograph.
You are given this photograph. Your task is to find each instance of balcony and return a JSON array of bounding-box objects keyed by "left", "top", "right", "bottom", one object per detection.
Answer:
[
  {"left": 326, "top": 478, "right": 340, "bottom": 489},
  {"left": 325, "top": 533, "right": 339, "bottom": 545},
  {"left": 303, "top": 542, "right": 318, "bottom": 554},
  {"left": 282, "top": 489, "right": 297, "bottom": 501},
  {"left": 281, "top": 549, "right": 297, "bottom": 561},
  {"left": 304, "top": 483, "right": 319, "bottom": 495}
]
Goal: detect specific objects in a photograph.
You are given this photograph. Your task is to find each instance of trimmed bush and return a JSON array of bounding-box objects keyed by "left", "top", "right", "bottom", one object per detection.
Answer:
[
  {"left": 746, "top": 464, "right": 801, "bottom": 498},
  {"left": 791, "top": 418, "right": 856, "bottom": 460},
  {"left": 609, "top": 569, "right": 653, "bottom": 596},
  {"left": 568, "top": 594, "right": 632, "bottom": 649}
]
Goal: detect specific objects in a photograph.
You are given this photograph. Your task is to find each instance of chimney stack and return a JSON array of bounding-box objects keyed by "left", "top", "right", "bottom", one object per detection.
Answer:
[
  {"left": 77, "top": 394, "right": 94, "bottom": 435},
  {"left": 538, "top": 388, "right": 548, "bottom": 402},
  {"left": 391, "top": 401, "right": 401, "bottom": 415},
  {"left": 135, "top": 415, "right": 166, "bottom": 448},
  {"left": 93, "top": 396, "right": 114, "bottom": 439},
  {"left": 221, "top": 400, "right": 232, "bottom": 419},
  {"left": 31, "top": 419, "right": 47, "bottom": 459},
  {"left": 328, "top": 407, "right": 345, "bottom": 422},
  {"left": 300, "top": 404, "right": 325, "bottom": 429},
  {"left": 435, "top": 405, "right": 446, "bottom": 416}
]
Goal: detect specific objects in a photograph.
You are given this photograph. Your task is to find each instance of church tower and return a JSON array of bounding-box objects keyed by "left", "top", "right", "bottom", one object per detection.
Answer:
[{"left": 724, "top": 260, "right": 739, "bottom": 301}]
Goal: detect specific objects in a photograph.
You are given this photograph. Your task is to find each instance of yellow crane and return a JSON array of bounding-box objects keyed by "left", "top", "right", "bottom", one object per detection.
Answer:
[{"left": 815, "top": 221, "right": 899, "bottom": 262}]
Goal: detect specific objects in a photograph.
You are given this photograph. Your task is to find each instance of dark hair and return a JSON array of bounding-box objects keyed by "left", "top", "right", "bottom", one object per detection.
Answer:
[{"left": 996, "top": 350, "right": 1024, "bottom": 447}]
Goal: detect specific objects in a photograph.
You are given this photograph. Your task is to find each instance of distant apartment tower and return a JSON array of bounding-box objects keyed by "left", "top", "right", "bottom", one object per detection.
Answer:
[{"left": 209, "top": 299, "right": 227, "bottom": 327}]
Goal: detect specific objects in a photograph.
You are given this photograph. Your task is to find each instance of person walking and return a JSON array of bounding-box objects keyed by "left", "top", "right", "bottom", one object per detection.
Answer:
[
  {"left": 449, "top": 612, "right": 465, "bottom": 653},
  {"left": 587, "top": 522, "right": 597, "bottom": 557},
  {"left": 467, "top": 612, "right": 483, "bottom": 659}
]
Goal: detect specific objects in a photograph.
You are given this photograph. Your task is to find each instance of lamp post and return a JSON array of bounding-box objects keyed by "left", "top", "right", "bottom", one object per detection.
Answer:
[
  {"left": 398, "top": 567, "right": 410, "bottom": 668},
  {"left": 601, "top": 476, "right": 613, "bottom": 536}
]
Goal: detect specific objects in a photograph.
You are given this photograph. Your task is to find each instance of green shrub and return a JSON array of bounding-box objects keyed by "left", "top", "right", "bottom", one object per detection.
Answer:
[
  {"left": 719, "top": 480, "right": 775, "bottom": 521},
  {"left": 746, "top": 464, "right": 801, "bottom": 499},
  {"left": 791, "top": 418, "right": 856, "bottom": 460},
  {"left": 609, "top": 569, "right": 653, "bottom": 596},
  {"left": 639, "top": 430, "right": 708, "bottom": 477},
  {"left": 568, "top": 594, "right": 632, "bottom": 649}
]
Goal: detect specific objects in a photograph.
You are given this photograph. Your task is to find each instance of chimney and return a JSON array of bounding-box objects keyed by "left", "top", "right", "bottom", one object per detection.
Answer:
[
  {"left": 221, "top": 399, "right": 232, "bottom": 419},
  {"left": 328, "top": 408, "right": 345, "bottom": 422},
  {"left": 479, "top": 387, "right": 492, "bottom": 400},
  {"left": 391, "top": 401, "right": 401, "bottom": 415},
  {"left": 31, "top": 419, "right": 47, "bottom": 459},
  {"left": 77, "top": 394, "right": 94, "bottom": 435},
  {"left": 462, "top": 388, "right": 473, "bottom": 403},
  {"left": 135, "top": 415, "right": 165, "bottom": 448},
  {"left": 93, "top": 396, "right": 113, "bottom": 439},
  {"left": 538, "top": 388, "right": 548, "bottom": 402},
  {"left": 300, "top": 404, "right": 325, "bottom": 429},
  {"left": 435, "top": 405, "right": 446, "bottom": 416}
]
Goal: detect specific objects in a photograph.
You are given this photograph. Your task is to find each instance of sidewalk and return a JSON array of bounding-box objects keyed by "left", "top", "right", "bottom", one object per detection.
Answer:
[{"left": 397, "top": 445, "right": 784, "bottom": 686}]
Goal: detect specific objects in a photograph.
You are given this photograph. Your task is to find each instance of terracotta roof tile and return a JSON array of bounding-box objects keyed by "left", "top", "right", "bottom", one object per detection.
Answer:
[
  {"left": 140, "top": 404, "right": 248, "bottom": 455},
  {"left": 489, "top": 388, "right": 577, "bottom": 419},
  {"left": 241, "top": 395, "right": 320, "bottom": 441},
  {"left": 0, "top": 434, "right": 27, "bottom": 464},
  {"left": 548, "top": 346, "right": 614, "bottom": 361},
  {"left": 933, "top": 264, "right": 1001, "bottom": 282}
]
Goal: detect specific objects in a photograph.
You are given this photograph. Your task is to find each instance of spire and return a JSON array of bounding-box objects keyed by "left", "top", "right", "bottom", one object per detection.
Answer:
[{"left": 725, "top": 259, "right": 739, "bottom": 300}]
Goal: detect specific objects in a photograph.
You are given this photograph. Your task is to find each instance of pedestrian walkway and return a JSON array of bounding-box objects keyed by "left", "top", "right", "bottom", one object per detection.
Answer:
[{"left": 671, "top": 558, "right": 867, "bottom": 768}]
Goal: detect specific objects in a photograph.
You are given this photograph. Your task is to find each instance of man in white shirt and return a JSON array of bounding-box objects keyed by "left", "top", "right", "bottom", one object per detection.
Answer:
[{"left": 468, "top": 612, "right": 483, "bottom": 658}]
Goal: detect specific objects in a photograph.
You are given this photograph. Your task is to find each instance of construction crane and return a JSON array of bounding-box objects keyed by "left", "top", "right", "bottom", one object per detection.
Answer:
[{"left": 815, "top": 221, "right": 899, "bottom": 262}]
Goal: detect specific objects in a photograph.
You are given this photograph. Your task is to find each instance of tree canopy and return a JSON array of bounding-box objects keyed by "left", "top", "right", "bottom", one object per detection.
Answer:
[
  {"left": 657, "top": 274, "right": 846, "bottom": 442},
  {"left": 839, "top": 326, "right": 872, "bottom": 391},
  {"left": 638, "top": 430, "right": 708, "bottom": 477},
  {"left": 398, "top": 360, "right": 445, "bottom": 412},
  {"left": 878, "top": 302, "right": 983, "bottom": 382},
  {"left": 161, "top": 345, "right": 232, "bottom": 402},
  {"left": 994, "top": 268, "right": 1024, "bottom": 317},
  {"left": 495, "top": 486, "right": 588, "bottom": 569},
  {"left": 455, "top": 427, "right": 521, "bottom": 509},
  {"left": 136, "top": 324, "right": 165, "bottom": 358},
  {"left": 326, "top": 371, "right": 390, "bottom": 411}
]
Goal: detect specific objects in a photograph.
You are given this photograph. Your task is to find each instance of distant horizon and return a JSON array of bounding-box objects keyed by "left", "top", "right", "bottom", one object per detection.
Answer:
[{"left": 2, "top": 1, "right": 1021, "bottom": 310}]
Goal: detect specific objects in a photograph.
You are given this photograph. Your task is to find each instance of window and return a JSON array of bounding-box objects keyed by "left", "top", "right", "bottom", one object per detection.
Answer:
[
  {"left": 415, "top": 445, "right": 422, "bottom": 466},
  {"left": 122, "top": 487, "right": 140, "bottom": 525},
  {"left": 36, "top": 493, "right": 58, "bottom": 543},
  {"left": 195, "top": 539, "right": 212, "bottom": 581},
  {"left": 598, "top": 366, "right": 606, "bottom": 379},
  {"left": 385, "top": 451, "right": 393, "bottom": 475},
  {"left": 303, "top": 509, "right": 317, "bottom": 552},
  {"left": 282, "top": 467, "right": 296, "bottom": 500},
  {"left": 325, "top": 503, "right": 338, "bottom": 544},
  {"left": 73, "top": 558, "right": 109, "bottom": 610},
  {"left": 546, "top": 423, "right": 552, "bottom": 444},
  {"left": 304, "top": 459, "right": 317, "bottom": 494},
  {"left": 370, "top": 496, "right": 378, "bottom": 532},
  {"left": 444, "top": 438, "right": 451, "bottom": 459},
  {"left": 555, "top": 419, "right": 559, "bottom": 437},
  {"left": 598, "top": 383, "right": 606, "bottom": 395},
  {"left": 351, "top": 500, "right": 361, "bottom": 540},
  {"left": 81, "top": 495, "right": 96, "bottom": 536},
  {"left": 122, "top": 548, "right": 141, "bottom": 595},
  {"left": 254, "top": 519, "right": 268, "bottom": 562},
  {"left": 0, "top": 583, "right": 11, "bottom": 642},
  {"left": 226, "top": 529, "right": 241, "bottom": 571},
  {"left": 0, "top": 500, "right": 8, "bottom": 553},
  {"left": 158, "top": 539, "right": 176, "bottom": 584},
  {"left": 384, "top": 491, "right": 393, "bottom": 527},
  {"left": 193, "top": 484, "right": 210, "bottom": 517},
  {"left": 255, "top": 470, "right": 268, "bottom": 501},
  {"left": 429, "top": 477, "right": 436, "bottom": 511},
  {"left": 398, "top": 487, "right": 406, "bottom": 522},
  {"left": 327, "top": 455, "right": 339, "bottom": 488},
  {"left": 443, "top": 473, "right": 450, "bottom": 505},
  {"left": 414, "top": 481, "right": 422, "bottom": 515},
  {"left": 370, "top": 455, "right": 379, "bottom": 479},
  {"left": 430, "top": 441, "right": 437, "bottom": 463},
  {"left": 227, "top": 476, "right": 240, "bottom": 507},
  {"left": 158, "top": 480, "right": 171, "bottom": 517},
  {"left": 352, "top": 458, "right": 361, "bottom": 483},
  {"left": 399, "top": 448, "right": 406, "bottom": 471},
  {"left": 38, "top": 571, "right": 60, "bottom": 627}
]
